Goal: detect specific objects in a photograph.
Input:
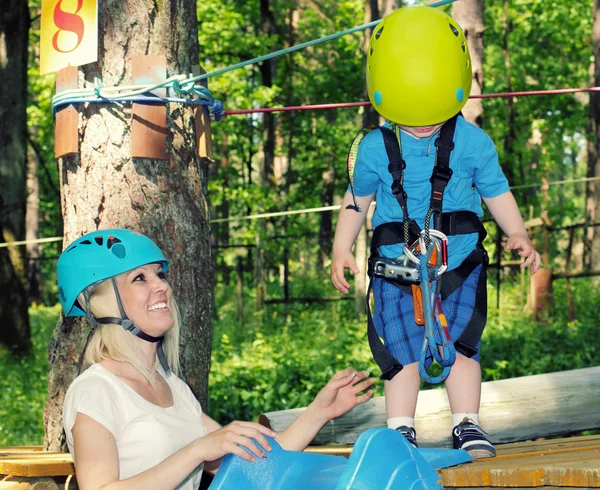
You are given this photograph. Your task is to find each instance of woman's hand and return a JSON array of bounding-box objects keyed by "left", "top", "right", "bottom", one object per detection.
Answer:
[
  {"left": 310, "top": 368, "right": 375, "bottom": 422},
  {"left": 196, "top": 421, "right": 278, "bottom": 463}
]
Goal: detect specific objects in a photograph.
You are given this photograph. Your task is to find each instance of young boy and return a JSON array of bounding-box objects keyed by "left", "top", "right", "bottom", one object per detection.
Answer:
[{"left": 331, "top": 6, "right": 541, "bottom": 459}]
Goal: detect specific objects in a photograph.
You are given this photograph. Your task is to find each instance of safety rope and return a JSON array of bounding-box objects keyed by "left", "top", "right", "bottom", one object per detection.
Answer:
[
  {"left": 223, "top": 86, "right": 600, "bottom": 115},
  {"left": 404, "top": 229, "right": 455, "bottom": 384}
]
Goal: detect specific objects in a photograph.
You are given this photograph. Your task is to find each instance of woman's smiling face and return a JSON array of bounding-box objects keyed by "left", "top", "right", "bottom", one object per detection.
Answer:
[{"left": 115, "top": 263, "right": 174, "bottom": 336}]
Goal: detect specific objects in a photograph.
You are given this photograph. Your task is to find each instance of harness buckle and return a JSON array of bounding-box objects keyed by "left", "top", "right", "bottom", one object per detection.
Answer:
[
  {"left": 371, "top": 256, "right": 420, "bottom": 284},
  {"left": 430, "top": 165, "right": 453, "bottom": 184}
]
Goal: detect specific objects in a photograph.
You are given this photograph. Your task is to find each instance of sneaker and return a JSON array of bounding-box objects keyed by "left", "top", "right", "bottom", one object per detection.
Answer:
[
  {"left": 452, "top": 420, "right": 496, "bottom": 459},
  {"left": 395, "top": 425, "right": 418, "bottom": 448}
]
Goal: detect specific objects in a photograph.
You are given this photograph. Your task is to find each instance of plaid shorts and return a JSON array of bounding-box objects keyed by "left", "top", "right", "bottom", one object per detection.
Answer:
[{"left": 372, "top": 264, "right": 483, "bottom": 367}]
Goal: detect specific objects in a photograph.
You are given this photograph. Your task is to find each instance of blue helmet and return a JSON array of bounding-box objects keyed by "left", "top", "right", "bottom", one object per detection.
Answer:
[{"left": 57, "top": 229, "right": 169, "bottom": 317}]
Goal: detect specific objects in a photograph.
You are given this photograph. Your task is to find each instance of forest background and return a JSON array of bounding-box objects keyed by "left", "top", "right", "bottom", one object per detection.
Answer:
[{"left": 0, "top": 0, "right": 599, "bottom": 447}]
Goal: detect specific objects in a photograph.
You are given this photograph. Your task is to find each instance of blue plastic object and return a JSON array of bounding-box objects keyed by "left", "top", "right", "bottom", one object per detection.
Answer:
[
  {"left": 57, "top": 229, "right": 169, "bottom": 316},
  {"left": 208, "top": 428, "right": 471, "bottom": 490}
]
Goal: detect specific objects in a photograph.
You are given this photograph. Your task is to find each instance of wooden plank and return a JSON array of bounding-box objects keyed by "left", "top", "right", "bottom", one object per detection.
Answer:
[
  {"left": 0, "top": 448, "right": 42, "bottom": 454},
  {"left": 260, "top": 367, "right": 600, "bottom": 446},
  {"left": 0, "top": 477, "right": 61, "bottom": 489},
  {"left": 441, "top": 450, "right": 600, "bottom": 487},
  {"left": 131, "top": 55, "right": 168, "bottom": 160},
  {"left": 192, "top": 65, "right": 214, "bottom": 160},
  {"left": 0, "top": 455, "right": 74, "bottom": 478},
  {"left": 54, "top": 66, "right": 79, "bottom": 157}
]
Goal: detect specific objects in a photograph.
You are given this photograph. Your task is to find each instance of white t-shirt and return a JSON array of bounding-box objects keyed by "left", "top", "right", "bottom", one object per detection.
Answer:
[{"left": 63, "top": 363, "right": 207, "bottom": 489}]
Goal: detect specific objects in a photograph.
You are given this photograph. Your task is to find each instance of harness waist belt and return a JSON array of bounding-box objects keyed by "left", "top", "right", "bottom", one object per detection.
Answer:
[{"left": 370, "top": 210, "right": 486, "bottom": 253}]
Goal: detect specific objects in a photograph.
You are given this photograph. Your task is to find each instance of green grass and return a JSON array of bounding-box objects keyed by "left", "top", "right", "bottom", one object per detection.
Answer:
[{"left": 0, "top": 304, "right": 59, "bottom": 446}]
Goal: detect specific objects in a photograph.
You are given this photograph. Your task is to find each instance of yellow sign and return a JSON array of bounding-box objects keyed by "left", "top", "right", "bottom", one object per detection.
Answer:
[{"left": 40, "top": 0, "right": 98, "bottom": 75}]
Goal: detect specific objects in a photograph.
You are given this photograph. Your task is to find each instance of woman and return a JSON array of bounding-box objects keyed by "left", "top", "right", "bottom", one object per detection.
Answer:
[{"left": 58, "top": 228, "right": 374, "bottom": 490}]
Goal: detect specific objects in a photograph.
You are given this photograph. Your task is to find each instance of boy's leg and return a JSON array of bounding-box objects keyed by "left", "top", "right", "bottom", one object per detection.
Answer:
[
  {"left": 445, "top": 354, "right": 495, "bottom": 459},
  {"left": 444, "top": 353, "right": 481, "bottom": 414},
  {"left": 385, "top": 362, "right": 420, "bottom": 447}
]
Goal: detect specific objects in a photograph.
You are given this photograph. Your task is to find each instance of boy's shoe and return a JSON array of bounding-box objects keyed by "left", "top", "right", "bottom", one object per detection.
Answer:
[
  {"left": 452, "top": 420, "right": 496, "bottom": 459},
  {"left": 395, "top": 425, "right": 418, "bottom": 448}
]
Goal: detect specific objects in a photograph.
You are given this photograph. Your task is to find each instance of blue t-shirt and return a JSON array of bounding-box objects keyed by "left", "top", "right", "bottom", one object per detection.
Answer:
[{"left": 352, "top": 116, "right": 509, "bottom": 270}]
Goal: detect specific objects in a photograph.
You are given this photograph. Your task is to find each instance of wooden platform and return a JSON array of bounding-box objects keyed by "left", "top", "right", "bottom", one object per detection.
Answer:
[
  {"left": 1, "top": 435, "right": 598, "bottom": 488},
  {"left": 307, "top": 434, "right": 600, "bottom": 488}
]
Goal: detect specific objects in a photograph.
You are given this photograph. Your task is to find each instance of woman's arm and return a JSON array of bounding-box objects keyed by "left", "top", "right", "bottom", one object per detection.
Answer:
[
  {"left": 72, "top": 413, "right": 276, "bottom": 490},
  {"left": 276, "top": 368, "right": 374, "bottom": 451}
]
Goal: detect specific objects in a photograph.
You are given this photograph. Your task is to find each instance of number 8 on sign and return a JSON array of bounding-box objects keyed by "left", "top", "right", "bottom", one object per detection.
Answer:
[{"left": 40, "top": 0, "right": 98, "bottom": 75}]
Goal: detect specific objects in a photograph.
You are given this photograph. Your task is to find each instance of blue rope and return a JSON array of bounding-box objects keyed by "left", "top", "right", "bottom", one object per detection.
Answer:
[
  {"left": 51, "top": 0, "right": 456, "bottom": 118},
  {"left": 417, "top": 254, "right": 456, "bottom": 384},
  {"left": 52, "top": 89, "right": 225, "bottom": 120}
]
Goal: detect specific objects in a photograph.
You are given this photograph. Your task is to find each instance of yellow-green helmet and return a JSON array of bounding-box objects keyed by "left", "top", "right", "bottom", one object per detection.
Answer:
[{"left": 366, "top": 6, "right": 472, "bottom": 126}]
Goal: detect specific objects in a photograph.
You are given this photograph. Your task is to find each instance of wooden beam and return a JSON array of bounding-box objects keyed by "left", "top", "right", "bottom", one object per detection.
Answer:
[
  {"left": 259, "top": 367, "right": 600, "bottom": 447},
  {"left": 192, "top": 65, "right": 214, "bottom": 160},
  {"left": 54, "top": 66, "right": 79, "bottom": 158},
  {"left": 131, "top": 55, "right": 168, "bottom": 160}
]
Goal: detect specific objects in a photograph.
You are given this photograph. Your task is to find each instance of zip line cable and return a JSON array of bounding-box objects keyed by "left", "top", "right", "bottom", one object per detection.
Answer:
[
  {"left": 4, "top": 176, "right": 600, "bottom": 249},
  {"left": 224, "top": 87, "right": 600, "bottom": 116}
]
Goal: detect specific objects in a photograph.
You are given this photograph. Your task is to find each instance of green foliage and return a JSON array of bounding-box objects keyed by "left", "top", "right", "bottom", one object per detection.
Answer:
[
  {"left": 481, "top": 278, "right": 599, "bottom": 380},
  {"left": 0, "top": 305, "right": 59, "bottom": 446},
  {"left": 208, "top": 274, "right": 600, "bottom": 425}
]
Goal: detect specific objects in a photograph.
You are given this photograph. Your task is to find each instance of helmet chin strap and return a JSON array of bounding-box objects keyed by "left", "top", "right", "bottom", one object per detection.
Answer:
[{"left": 82, "top": 279, "right": 171, "bottom": 374}]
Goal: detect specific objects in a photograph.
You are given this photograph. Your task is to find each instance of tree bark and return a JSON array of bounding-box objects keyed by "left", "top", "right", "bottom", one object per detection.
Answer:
[
  {"left": 585, "top": 0, "right": 600, "bottom": 270},
  {"left": 0, "top": 0, "right": 31, "bottom": 353},
  {"left": 255, "top": 0, "right": 278, "bottom": 309},
  {"left": 44, "top": 0, "right": 213, "bottom": 450},
  {"left": 26, "top": 128, "right": 43, "bottom": 305},
  {"left": 452, "top": 0, "right": 485, "bottom": 127}
]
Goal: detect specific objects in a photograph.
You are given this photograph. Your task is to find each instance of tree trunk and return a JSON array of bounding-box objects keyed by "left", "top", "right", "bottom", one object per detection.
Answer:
[
  {"left": 585, "top": 0, "right": 600, "bottom": 270},
  {"left": 452, "top": 0, "right": 484, "bottom": 127},
  {"left": 0, "top": 0, "right": 31, "bottom": 353},
  {"left": 26, "top": 128, "right": 43, "bottom": 305},
  {"left": 255, "top": 0, "right": 278, "bottom": 309},
  {"left": 44, "top": 0, "right": 213, "bottom": 450},
  {"left": 500, "top": 0, "right": 517, "bottom": 185},
  {"left": 318, "top": 165, "right": 335, "bottom": 269}
]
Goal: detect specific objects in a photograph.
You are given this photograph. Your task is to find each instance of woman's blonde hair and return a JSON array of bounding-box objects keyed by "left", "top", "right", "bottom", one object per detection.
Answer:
[{"left": 80, "top": 278, "right": 180, "bottom": 380}]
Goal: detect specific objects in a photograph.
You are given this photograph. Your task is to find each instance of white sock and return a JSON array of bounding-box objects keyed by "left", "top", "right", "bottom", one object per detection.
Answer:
[
  {"left": 387, "top": 416, "right": 415, "bottom": 430},
  {"left": 452, "top": 413, "right": 479, "bottom": 427}
]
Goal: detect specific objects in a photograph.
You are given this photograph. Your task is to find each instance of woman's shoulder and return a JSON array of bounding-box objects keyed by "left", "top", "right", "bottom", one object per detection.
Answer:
[
  {"left": 65, "top": 364, "right": 127, "bottom": 402},
  {"left": 164, "top": 371, "right": 203, "bottom": 416}
]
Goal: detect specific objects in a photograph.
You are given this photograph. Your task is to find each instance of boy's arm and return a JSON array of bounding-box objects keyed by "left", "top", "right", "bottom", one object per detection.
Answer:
[
  {"left": 482, "top": 191, "right": 541, "bottom": 274},
  {"left": 331, "top": 190, "right": 375, "bottom": 294}
]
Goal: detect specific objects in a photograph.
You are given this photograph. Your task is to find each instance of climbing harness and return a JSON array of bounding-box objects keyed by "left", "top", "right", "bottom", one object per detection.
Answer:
[{"left": 349, "top": 115, "right": 489, "bottom": 383}]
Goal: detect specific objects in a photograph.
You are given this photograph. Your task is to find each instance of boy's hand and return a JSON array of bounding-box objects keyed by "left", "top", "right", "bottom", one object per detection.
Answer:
[
  {"left": 505, "top": 234, "right": 542, "bottom": 274},
  {"left": 331, "top": 251, "right": 359, "bottom": 294}
]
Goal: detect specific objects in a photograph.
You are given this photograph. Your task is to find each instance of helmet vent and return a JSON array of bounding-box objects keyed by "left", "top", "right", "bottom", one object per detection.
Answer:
[
  {"left": 375, "top": 26, "right": 384, "bottom": 40},
  {"left": 95, "top": 236, "right": 104, "bottom": 246},
  {"left": 111, "top": 243, "right": 127, "bottom": 259},
  {"left": 370, "top": 46, "right": 374, "bottom": 57},
  {"left": 461, "top": 42, "right": 466, "bottom": 52},
  {"left": 107, "top": 236, "right": 122, "bottom": 249},
  {"left": 449, "top": 23, "right": 459, "bottom": 36},
  {"left": 80, "top": 240, "right": 92, "bottom": 245},
  {"left": 65, "top": 245, "right": 77, "bottom": 253}
]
